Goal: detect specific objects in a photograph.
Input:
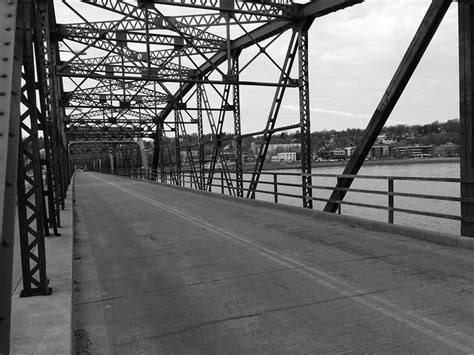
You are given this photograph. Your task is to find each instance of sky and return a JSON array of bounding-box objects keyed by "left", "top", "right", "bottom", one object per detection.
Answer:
[
  {"left": 237, "top": 0, "right": 459, "bottom": 133},
  {"left": 288, "top": 0, "right": 459, "bottom": 132},
  {"left": 56, "top": 0, "right": 460, "bottom": 134}
]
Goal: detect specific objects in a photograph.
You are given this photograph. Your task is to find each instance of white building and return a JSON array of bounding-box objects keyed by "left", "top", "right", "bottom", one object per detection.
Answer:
[
  {"left": 344, "top": 146, "right": 356, "bottom": 157},
  {"left": 278, "top": 152, "right": 297, "bottom": 162},
  {"left": 258, "top": 142, "right": 301, "bottom": 153},
  {"left": 329, "top": 148, "right": 345, "bottom": 159}
]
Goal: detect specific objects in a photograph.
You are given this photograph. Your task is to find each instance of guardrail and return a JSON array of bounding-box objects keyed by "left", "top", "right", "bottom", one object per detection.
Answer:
[{"left": 107, "top": 167, "right": 467, "bottom": 227}]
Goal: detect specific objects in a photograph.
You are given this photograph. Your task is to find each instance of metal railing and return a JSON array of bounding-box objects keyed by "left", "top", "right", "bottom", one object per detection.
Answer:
[{"left": 107, "top": 167, "right": 469, "bottom": 227}]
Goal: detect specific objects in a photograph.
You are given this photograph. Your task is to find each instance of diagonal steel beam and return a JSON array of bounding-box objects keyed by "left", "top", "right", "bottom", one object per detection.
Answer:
[
  {"left": 324, "top": 0, "right": 452, "bottom": 213},
  {"left": 155, "top": 0, "right": 362, "bottom": 127}
]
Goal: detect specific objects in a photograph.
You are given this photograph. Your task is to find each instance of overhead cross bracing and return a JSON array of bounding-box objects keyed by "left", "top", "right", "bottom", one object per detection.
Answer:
[{"left": 56, "top": 0, "right": 362, "bottom": 193}]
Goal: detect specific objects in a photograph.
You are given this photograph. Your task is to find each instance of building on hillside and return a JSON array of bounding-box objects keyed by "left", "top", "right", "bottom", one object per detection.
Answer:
[
  {"left": 392, "top": 145, "right": 434, "bottom": 158},
  {"left": 180, "top": 150, "right": 200, "bottom": 162},
  {"left": 279, "top": 152, "right": 297, "bottom": 162},
  {"left": 344, "top": 146, "right": 356, "bottom": 157},
  {"left": 370, "top": 145, "right": 391, "bottom": 159},
  {"left": 376, "top": 135, "right": 386, "bottom": 144},
  {"left": 258, "top": 142, "right": 301, "bottom": 153},
  {"left": 270, "top": 152, "right": 298, "bottom": 162},
  {"left": 434, "top": 142, "right": 459, "bottom": 157},
  {"left": 376, "top": 134, "right": 396, "bottom": 145},
  {"left": 329, "top": 148, "right": 346, "bottom": 160}
]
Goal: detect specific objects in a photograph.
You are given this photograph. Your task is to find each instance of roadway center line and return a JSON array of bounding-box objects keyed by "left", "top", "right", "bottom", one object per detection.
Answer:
[{"left": 88, "top": 173, "right": 474, "bottom": 352}]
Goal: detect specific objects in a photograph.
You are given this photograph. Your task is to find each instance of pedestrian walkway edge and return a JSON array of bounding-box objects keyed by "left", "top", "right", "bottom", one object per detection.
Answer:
[{"left": 10, "top": 174, "right": 75, "bottom": 355}]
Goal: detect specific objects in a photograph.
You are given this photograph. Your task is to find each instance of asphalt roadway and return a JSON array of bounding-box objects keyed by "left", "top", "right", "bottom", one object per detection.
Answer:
[{"left": 74, "top": 171, "right": 474, "bottom": 354}]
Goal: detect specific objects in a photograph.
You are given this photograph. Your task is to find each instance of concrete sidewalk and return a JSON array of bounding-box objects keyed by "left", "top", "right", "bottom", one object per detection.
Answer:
[{"left": 9, "top": 189, "right": 74, "bottom": 354}]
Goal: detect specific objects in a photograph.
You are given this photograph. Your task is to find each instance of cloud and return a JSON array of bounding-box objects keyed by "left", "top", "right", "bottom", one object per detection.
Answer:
[{"left": 282, "top": 104, "right": 370, "bottom": 120}]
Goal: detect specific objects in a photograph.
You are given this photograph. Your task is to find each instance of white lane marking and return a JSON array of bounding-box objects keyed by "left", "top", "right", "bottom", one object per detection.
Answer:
[{"left": 89, "top": 174, "right": 474, "bottom": 352}]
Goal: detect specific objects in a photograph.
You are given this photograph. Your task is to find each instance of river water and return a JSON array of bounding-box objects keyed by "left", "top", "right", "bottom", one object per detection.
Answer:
[{"left": 244, "top": 162, "right": 460, "bottom": 235}]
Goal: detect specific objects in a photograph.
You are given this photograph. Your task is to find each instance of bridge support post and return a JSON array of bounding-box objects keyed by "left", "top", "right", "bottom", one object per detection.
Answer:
[
  {"left": 298, "top": 25, "right": 313, "bottom": 209},
  {"left": 174, "top": 111, "right": 181, "bottom": 186},
  {"left": 196, "top": 83, "right": 205, "bottom": 189},
  {"left": 459, "top": 3, "right": 474, "bottom": 237},
  {"left": 17, "top": 0, "right": 52, "bottom": 298},
  {"left": 232, "top": 56, "right": 243, "bottom": 198},
  {"left": 0, "top": 0, "right": 24, "bottom": 351}
]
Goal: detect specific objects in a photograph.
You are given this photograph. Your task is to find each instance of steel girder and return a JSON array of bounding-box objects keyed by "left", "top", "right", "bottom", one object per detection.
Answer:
[
  {"left": 459, "top": 2, "right": 474, "bottom": 236},
  {"left": 153, "top": 0, "right": 363, "bottom": 126},
  {"left": 57, "top": 0, "right": 362, "bottom": 191},
  {"left": 60, "top": 0, "right": 362, "bottom": 182},
  {"left": 196, "top": 83, "right": 205, "bottom": 188},
  {"left": 1, "top": 0, "right": 70, "bottom": 350},
  {"left": 323, "top": 0, "right": 452, "bottom": 213},
  {"left": 246, "top": 30, "right": 298, "bottom": 199},
  {"left": 298, "top": 24, "right": 313, "bottom": 209},
  {"left": 69, "top": 140, "right": 141, "bottom": 169},
  {"left": 17, "top": 0, "right": 57, "bottom": 300},
  {"left": 0, "top": 0, "right": 24, "bottom": 351},
  {"left": 232, "top": 56, "right": 243, "bottom": 197}
]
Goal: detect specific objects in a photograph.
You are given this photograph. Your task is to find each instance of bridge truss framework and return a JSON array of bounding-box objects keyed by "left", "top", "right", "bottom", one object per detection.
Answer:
[{"left": 1, "top": 0, "right": 474, "bottom": 352}]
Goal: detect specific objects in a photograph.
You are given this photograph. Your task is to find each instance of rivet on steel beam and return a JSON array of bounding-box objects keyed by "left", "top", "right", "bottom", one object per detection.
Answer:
[
  {"left": 0, "top": 112, "right": 4, "bottom": 116},
  {"left": 5, "top": 28, "right": 11, "bottom": 31}
]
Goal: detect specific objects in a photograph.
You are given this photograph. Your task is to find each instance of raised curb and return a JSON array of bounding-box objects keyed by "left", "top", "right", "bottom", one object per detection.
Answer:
[{"left": 126, "top": 175, "right": 474, "bottom": 251}]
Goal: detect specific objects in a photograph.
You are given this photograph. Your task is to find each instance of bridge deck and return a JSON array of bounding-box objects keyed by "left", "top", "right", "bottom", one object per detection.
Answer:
[{"left": 74, "top": 172, "right": 474, "bottom": 353}]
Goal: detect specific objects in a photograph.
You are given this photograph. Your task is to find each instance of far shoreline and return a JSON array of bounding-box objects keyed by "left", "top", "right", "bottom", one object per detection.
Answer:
[{"left": 243, "top": 157, "right": 460, "bottom": 171}]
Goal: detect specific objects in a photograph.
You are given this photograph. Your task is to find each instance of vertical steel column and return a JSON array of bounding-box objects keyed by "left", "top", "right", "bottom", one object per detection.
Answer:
[
  {"left": 0, "top": 0, "right": 24, "bottom": 351},
  {"left": 298, "top": 27, "right": 312, "bottom": 209},
  {"left": 174, "top": 110, "right": 181, "bottom": 185},
  {"left": 17, "top": 0, "right": 51, "bottom": 297},
  {"left": 232, "top": 56, "right": 243, "bottom": 197},
  {"left": 34, "top": 0, "right": 59, "bottom": 234},
  {"left": 39, "top": 0, "right": 65, "bottom": 218},
  {"left": 459, "top": 2, "right": 474, "bottom": 237},
  {"left": 152, "top": 136, "right": 159, "bottom": 173},
  {"left": 159, "top": 124, "right": 166, "bottom": 182},
  {"left": 196, "top": 83, "right": 205, "bottom": 189}
]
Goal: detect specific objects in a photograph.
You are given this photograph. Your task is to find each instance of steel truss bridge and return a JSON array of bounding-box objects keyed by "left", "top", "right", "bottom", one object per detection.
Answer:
[{"left": 1, "top": 0, "right": 474, "bottom": 351}]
